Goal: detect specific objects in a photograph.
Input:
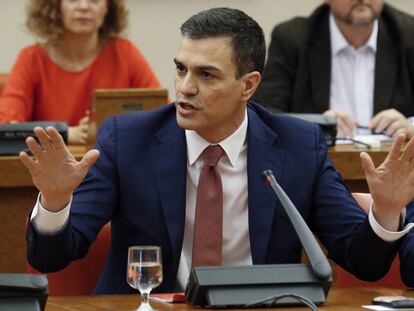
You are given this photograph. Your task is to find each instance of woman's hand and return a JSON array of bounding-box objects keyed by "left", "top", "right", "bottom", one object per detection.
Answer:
[{"left": 68, "top": 111, "right": 90, "bottom": 145}]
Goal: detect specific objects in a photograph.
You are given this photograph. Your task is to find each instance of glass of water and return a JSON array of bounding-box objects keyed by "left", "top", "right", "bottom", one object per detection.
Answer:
[{"left": 127, "top": 246, "right": 163, "bottom": 310}]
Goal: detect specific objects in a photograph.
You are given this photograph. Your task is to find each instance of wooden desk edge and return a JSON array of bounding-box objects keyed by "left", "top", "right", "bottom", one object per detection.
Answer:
[
  {"left": 45, "top": 288, "right": 413, "bottom": 311},
  {"left": 0, "top": 145, "right": 87, "bottom": 188}
]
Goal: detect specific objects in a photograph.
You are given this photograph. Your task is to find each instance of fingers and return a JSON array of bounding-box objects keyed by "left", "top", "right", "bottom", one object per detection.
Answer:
[
  {"left": 25, "top": 136, "right": 44, "bottom": 158},
  {"left": 386, "top": 133, "right": 406, "bottom": 161},
  {"left": 24, "top": 127, "right": 56, "bottom": 159},
  {"left": 379, "top": 118, "right": 403, "bottom": 136},
  {"left": 34, "top": 127, "right": 55, "bottom": 150},
  {"left": 336, "top": 117, "right": 350, "bottom": 138},
  {"left": 30, "top": 126, "right": 66, "bottom": 150},
  {"left": 79, "top": 111, "right": 91, "bottom": 125},
  {"left": 78, "top": 136, "right": 88, "bottom": 145},
  {"left": 337, "top": 114, "right": 357, "bottom": 138},
  {"left": 370, "top": 110, "right": 385, "bottom": 129},
  {"left": 19, "top": 151, "right": 36, "bottom": 172},
  {"left": 323, "top": 109, "right": 336, "bottom": 117},
  {"left": 68, "top": 116, "right": 90, "bottom": 145},
  {"left": 371, "top": 115, "right": 390, "bottom": 134},
  {"left": 405, "top": 124, "right": 414, "bottom": 140},
  {"left": 23, "top": 126, "right": 67, "bottom": 158},
  {"left": 77, "top": 124, "right": 89, "bottom": 145},
  {"left": 46, "top": 126, "right": 66, "bottom": 150},
  {"left": 390, "top": 123, "right": 414, "bottom": 141},
  {"left": 360, "top": 152, "right": 376, "bottom": 178},
  {"left": 370, "top": 109, "right": 407, "bottom": 136},
  {"left": 400, "top": 135, "right": 414, "bottom": 161},
  {"left": 80, "top": 120, "right": 90, "bottom": 144},
  {"left": 68, "top": 125, "right": 89, "bottom": 145},
  {"left": 383, "top": 118, "right": 408, "bottom": 137},
  {"left": 80, "top": 149, "right": 100, "bottom": 169},
  {"left": 324, "top": 109, "right": 356, "bottom": 137},
  {"left": 79, "top": 115, "right": 90, "bottom": 125}
]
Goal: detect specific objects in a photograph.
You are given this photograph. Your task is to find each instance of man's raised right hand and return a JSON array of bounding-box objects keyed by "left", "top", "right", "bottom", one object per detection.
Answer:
[{"left": 19, "top": 126, "right": 100, "bottom": 212}]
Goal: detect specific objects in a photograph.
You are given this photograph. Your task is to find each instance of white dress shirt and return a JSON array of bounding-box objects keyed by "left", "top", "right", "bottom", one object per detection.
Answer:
[
  {"left": 329, "top": 14, "right": 378, "bottom": 131},
  {"left": 176, "top": 111, "right": 252, "bottom": 288}
]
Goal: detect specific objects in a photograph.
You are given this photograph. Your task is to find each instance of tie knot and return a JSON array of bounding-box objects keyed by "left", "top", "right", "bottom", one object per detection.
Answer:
[{"left": 203, "top": 145, "right": 224, "bottom": 167}]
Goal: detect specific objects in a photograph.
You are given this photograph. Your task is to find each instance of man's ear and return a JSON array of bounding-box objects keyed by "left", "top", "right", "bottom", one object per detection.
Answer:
[{"left": 240, "top": 71, "right": 261, "bottom": 102}]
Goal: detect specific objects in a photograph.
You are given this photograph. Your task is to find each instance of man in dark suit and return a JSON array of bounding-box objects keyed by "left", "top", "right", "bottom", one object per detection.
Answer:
[
  {"left": 22, "top": 7, "right": 414, "bottom": 294},
  {"left": 254, "top": 0, "right": 414, "bottom": 138}
]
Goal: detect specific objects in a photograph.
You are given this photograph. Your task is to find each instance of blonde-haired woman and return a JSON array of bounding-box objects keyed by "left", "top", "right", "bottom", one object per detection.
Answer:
[{"left": 0, "top": 0, "right": 161, "bottom": 144}]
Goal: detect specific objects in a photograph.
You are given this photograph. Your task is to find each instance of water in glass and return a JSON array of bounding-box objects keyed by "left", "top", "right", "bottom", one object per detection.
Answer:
[{"left": 127, "top": 246, "right": 163, "bottom": 311}]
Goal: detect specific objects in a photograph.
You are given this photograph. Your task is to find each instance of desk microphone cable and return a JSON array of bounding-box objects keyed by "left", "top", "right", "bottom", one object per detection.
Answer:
[{"left": 244, "top": 292, "right": 318, "bottom": 310}]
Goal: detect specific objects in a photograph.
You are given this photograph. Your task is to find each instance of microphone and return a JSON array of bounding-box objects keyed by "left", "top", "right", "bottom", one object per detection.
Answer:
[
  {"left": 262, "top": 169, "right": 332, "bottom": 280},
  {"left": 185, "top": 170, "right": 333, "bottom": 308}
]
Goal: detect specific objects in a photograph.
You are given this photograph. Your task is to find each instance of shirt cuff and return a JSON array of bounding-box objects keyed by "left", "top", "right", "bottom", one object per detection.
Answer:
[
  {"left": 30, "top": 193, "right": 72, "bottom": 234},
  {"left": 369, "top": 202, "right": 414, "bottom": 242}
]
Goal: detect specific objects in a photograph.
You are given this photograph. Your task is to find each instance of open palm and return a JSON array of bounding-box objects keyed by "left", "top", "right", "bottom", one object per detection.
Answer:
[
  {"left": 19, "top": 127, "right": 99, "bottom": 212},
  {"left": 361, "top": 134, "right": 414, "bottom": 222}
]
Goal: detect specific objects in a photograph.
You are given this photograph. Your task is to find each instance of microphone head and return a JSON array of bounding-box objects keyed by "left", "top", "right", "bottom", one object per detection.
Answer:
[
  {"left": 262, "top": 169, "right": 273, "bottom": 178},
  {"left": 262, "top": 170, "right": 274, "bottom": 184},
  {"left": 315, "top": 262, "right": 333, "bottom": 280}
]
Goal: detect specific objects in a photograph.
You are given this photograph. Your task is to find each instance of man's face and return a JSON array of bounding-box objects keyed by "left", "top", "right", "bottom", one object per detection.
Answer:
[
  {"left": 174, "top": 36, "right": 254, "bottom": 143},
  {"left": 326, "top": 0, "right": 384, "bottom": 26}
]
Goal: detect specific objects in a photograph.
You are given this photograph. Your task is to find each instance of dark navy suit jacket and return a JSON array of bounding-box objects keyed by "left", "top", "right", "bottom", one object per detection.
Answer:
[{"left": 27, "top": 102, "right": 403, "bottom": 294}]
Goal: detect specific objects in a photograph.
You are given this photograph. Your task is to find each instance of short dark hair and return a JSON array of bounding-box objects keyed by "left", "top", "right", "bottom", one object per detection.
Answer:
[{"left": 180, "top": 7, "right": 266, "bottom": 78}]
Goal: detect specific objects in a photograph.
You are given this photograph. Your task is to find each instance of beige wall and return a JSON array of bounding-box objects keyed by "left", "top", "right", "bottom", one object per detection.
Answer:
[{"left": 1, "top": 0, "right": 414, "bottom": 97}]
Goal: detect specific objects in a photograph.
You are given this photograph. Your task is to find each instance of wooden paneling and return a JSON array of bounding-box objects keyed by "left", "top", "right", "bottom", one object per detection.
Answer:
[
  {"left": 328, "top": 144, "right": 390, "bottom": 192},
  {"left": 87, "top": 88, "right": 169, "bottom": 146},
  {"left": 93, "top": 88, "right": 168, "bottom": 128},
  {"left": 0, "top": 187, "right": 37, "bottom": 272},
  {"left": 0, "top": 146, "right": 86, "bottom": 272}
]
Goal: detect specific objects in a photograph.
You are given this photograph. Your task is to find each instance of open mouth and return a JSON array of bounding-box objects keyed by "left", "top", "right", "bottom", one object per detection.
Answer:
[{"left": 178, "top": 102, "right": 197, "bottom": 110}]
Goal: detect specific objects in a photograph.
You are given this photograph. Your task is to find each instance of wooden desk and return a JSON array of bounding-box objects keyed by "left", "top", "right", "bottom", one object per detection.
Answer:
[
  {"left": 0, "top": 144, "right": 388, "bottom": 273},
  {"left": 0, "top": 146, "right": 86, "bottom": 273},
  {"left": 328, "top": 144, "right": 389, "bottom": 192},
  {"left": 45, "top": 288, "right": 414, "bottom": 310}
]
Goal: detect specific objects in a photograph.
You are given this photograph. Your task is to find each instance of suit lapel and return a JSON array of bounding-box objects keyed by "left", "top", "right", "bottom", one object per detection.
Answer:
[
  {"left": 151, "top": 118, "right": 187, "bottom": 268},
  {"left": 309, "top": 15, "right": 331, "bottom": 113},
  {"left": 247, "top": 108, "right": 285, "bottom": 264},
  {"left": 374, "top": 17, "right": 398, "bottom": 114},
  {"left": 150, "top": 107, "right": 288, "bottom": 267}
]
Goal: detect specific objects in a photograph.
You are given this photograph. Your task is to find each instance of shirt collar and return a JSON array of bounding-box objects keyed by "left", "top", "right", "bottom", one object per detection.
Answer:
[
  {"left": 366, "top": 19, "right": 378, "bottom": 52},
  {"left": 329, "top": 13, "right": 378, "bottom": 55},
  {"left": 186, "top": 110, "right": 248, "bottom": 167}
]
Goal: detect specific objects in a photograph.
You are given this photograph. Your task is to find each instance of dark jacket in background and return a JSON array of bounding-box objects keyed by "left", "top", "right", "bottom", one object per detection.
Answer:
[{"left": 254, "top": 3, "right": 414, "bottom": 117}]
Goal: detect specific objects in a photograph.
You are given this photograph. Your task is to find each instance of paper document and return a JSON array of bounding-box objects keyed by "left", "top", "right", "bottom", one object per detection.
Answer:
[
  {"left": 336, "top": 134, "right": 393, "bottom": 145},
  {"left": 363, "top": 305, "right": 414, "bottom": 310},
  {"left": 150, "top": 292, "right": 185, "bottom": 303}
]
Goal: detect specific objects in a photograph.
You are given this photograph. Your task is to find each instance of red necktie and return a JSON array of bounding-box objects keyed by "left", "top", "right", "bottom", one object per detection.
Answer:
[{"left": 192, "top": 145, "right": 224, "bottom": 267}]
